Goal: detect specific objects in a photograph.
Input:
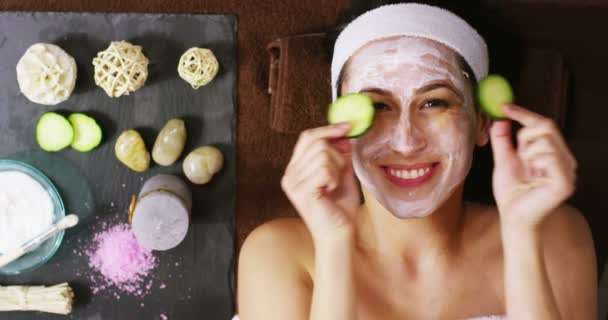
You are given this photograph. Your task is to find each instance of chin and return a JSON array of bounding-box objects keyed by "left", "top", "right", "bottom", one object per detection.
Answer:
[{"left": 387, "top": 203, "right": 438, "bottom": 219}]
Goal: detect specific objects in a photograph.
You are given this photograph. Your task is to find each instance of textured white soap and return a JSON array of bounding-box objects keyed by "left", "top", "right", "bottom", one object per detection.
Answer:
[{"left": 0, "top": 171, "right": 54, "bottom": 253}]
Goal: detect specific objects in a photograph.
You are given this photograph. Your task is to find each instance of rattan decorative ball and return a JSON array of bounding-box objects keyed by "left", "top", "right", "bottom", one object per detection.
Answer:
[
  {"left": 177, "top": 47, "right": 219, "bottom": 89},
  {"left": 92, "top": 41, "right": 149, "bottom": 98}
]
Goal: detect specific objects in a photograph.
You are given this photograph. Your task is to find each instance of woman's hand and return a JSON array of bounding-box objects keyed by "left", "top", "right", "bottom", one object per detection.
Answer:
[
  {"left": 281, "top": 123, "right": 361, "bottom": 242},
  {"left": 489, "top": 104, "right": 577, "bottom": 229}
]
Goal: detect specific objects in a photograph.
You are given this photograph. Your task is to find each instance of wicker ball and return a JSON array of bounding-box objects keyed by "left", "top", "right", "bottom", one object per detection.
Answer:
[
  {"left": 92, "top": 41, "right": 149, "bottom": 98},
  {"left": 177, "top": 47, "right": 219, "bottom": 89}
]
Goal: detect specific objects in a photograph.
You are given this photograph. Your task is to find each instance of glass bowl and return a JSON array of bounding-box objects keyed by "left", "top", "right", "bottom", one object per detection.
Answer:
[{"left": 0, "top": 159, "right": 65, "bottom": 275}]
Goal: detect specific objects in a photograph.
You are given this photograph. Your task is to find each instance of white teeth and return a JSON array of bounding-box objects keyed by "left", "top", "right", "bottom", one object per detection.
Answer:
[
  {"left": 395, "top": 170, "right": 403, "bottom": 178},
  {"left": 388, "top": 166, "right": 433, "bottom": 180}
]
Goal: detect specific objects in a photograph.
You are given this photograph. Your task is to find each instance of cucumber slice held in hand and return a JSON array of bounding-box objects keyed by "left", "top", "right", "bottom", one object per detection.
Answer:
[
  {"left": 477, "top": 74, "right": 514, "bottom": 119},
  {"left": 69, "top": 113, "right": 103, "bottom": 152},
  {"left": 36, "top": 112, "right": 74, "bottom": 152},
  {"left": 328, "top": 93, "right": 375, "bottom": 137}
]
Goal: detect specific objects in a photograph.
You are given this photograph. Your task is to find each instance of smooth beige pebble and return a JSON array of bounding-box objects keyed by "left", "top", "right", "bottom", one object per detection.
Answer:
[
  {"left": 183, "top": 146, "right": 223, "bottom": 184},
  {"left": 152, "top": 119, "right": 187, "bottom": 166}
]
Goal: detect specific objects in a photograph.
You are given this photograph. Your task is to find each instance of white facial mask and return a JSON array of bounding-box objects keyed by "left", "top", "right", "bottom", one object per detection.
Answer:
[{"left": 343, "top": 37, "right": 478, "bottom": 218}]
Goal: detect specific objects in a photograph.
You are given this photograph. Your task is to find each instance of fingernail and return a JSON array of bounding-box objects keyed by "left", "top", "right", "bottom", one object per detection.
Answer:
[
  {"left": 338, "top": 122, "right": 351, "bottom": 130},
  {"left": 503, "top": 104, "right": 515, "bottom": 111}
]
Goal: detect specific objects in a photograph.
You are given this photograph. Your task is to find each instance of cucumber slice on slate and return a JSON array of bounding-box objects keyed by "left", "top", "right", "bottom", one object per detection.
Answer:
[
  {"left": 328, "top": 93, "right": 375, "bottom": 137},
  {"left": 69, "top": 113, "right": 102, "bottom": 152},
  {"left": 36, "top": 112, "right": 74, "bottom": 152},
  {"left": 477, "top": 74, "right": 514, "bottom": 119}
]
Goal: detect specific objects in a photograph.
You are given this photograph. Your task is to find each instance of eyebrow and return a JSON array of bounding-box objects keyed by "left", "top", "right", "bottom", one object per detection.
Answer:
[{"left": 359, "top": 80, "right": 464, "bottom": 102}]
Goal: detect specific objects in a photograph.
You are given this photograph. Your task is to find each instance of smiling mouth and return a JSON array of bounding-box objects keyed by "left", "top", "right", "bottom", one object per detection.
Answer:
[{"left": 381, "top": 162, "right": 440, "bottom": 188}]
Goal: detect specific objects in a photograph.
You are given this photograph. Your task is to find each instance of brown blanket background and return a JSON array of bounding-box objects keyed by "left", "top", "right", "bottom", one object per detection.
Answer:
[{"left": 1, "top": 0, "right": 606, "bottom": 280}]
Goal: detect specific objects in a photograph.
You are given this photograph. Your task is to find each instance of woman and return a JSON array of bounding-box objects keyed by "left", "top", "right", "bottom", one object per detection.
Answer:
[{"left": 238, "top": 3, "right": 597, "bottom": 319}]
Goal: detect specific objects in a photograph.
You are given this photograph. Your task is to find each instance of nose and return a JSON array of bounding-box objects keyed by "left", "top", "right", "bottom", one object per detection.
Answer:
[{"left": 388, "top": 118, "right": 427, "bottom": 155}]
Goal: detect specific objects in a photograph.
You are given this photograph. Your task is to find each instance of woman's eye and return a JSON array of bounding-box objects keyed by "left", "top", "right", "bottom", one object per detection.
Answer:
[
  {"left": 422, "top": 99, "right": 449, "bottom": 109},
  {"left": 373, "top": 102, "right": 390, "bottom": 111}
]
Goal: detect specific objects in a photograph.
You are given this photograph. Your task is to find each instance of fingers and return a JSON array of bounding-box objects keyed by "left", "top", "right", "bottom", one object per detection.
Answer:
[
  {"left": 519, "top": 134, "right": 576, "bottom": 168},
  {"left": 283, "top": 125, "right": 352, "bottom": 200},
  {"left": 502, "top": 104, "right": 546, "bottom": 127},
  {"left": 489, "top": 120, "right": 518, "bottom": 164},
  {"left": 290, "top": 145, "right": 347, "bottom": 193},
  {"left": 502, "top": 103, "right": 577, "bottom": 177},
  {"left": 332, "top": 138, "right": 353, "bottom": 154},
  {"left": 527, "top": 153, "right": 576, "bottom": 197},
  {"left": 292, "top": 123, "right": 351, "bottom": 160},
  {"left": 516, "top": 127, "right": 577, "bottom": 194},
  {"left": 291, "top": 159, "right": 341, "bottom": 198},
  {"left": 516, "top": 122, "right": 577, "bottom": 170},
  {"left": 291, "top": 140, "right": 346, "bottom": 174}
]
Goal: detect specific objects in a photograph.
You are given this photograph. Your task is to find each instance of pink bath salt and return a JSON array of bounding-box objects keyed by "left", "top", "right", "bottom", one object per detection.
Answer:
[{"left": 87, "top": 223, "right": 158, "bottom": 295}]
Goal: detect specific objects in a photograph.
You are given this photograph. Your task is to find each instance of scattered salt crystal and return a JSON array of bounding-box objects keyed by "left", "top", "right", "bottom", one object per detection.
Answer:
[
  {"left": 175, "top": 262, "right": 180, "bottom": 267},
  {"left": 159, "top": 283, "right": 166, "bottom": 289},
  {"left": 86, "top": 223, "right": 157, "bottom": 297},
  {"left": 160, "top": 314, "right": 168, "bottom": 320}
]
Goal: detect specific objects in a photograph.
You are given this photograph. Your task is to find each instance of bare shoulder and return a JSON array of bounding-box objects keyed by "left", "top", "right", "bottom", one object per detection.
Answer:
[
  {"left": 541, "top": 205, "right": 597, "bottom": 319},
  {"left": 540, "top": 204, "right": 596, "bottom": 274},
  {"left": 465, "top": 202, "right": 594, "bottom": 251},
  {"left": 540, "top": 204, "right": 594, "bottom": 249},
  {"left": 239, "top": 217, "right": 314, "bottom": 274},
  {"left": 237, "top": 218, "right": 315, "bottom": 318}
]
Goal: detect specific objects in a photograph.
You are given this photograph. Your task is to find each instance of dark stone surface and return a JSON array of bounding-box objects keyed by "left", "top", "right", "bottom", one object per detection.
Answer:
[{"left": 0, "top": 12, "right": 237, "bottom": 320}]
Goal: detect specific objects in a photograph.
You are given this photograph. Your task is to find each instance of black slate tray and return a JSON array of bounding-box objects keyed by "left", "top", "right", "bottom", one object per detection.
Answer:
[{"left": 0, "top": 12, "right": 238, "bottom": 320}]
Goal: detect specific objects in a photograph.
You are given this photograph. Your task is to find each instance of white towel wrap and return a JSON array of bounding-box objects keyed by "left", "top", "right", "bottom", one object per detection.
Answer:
[{"left": 331, "top": 3, "right": 489, "bottom": 99}]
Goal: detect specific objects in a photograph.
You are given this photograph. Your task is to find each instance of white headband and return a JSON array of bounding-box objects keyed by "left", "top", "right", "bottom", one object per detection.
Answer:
[{"left": 331, "top": 3, "right": 489, "bottom": 100}]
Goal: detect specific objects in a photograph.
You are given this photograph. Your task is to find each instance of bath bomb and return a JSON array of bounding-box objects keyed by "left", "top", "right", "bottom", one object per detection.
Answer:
[{"left": 16, "top": 43, "right": 77, "bottom": 105}]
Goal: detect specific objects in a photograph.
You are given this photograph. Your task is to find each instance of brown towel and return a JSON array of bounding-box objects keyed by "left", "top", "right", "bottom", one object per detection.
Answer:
[
  {"left": 267, "top": 33, "right": 332, "bottom": 134},
  {"left": 517, "top": 48, "right": 569, "bottom": 129}
]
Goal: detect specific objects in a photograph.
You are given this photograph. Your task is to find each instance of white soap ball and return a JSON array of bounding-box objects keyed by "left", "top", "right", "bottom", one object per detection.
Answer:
[{"left": 16, "top": 43, "right": 77, "bottom": 105}]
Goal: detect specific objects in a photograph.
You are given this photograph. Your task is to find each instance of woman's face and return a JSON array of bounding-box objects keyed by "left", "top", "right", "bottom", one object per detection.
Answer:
[{"left": 341, "top": 36, "right": 487, "bottom": 218}]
